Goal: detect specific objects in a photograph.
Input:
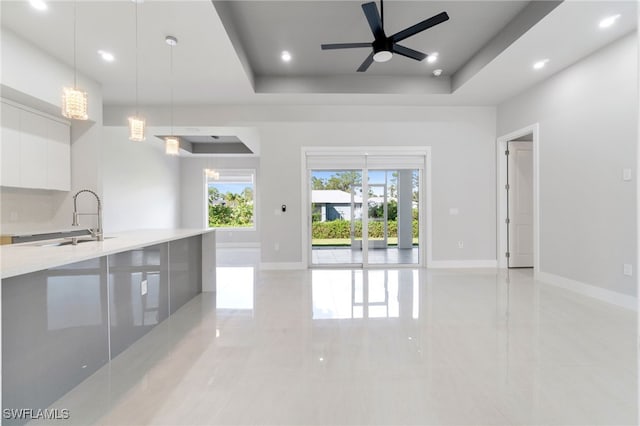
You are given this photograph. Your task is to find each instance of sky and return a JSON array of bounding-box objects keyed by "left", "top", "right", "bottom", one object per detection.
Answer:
[
  {"left": 208, "top": 183, "right": 251, "bottom": 195},
  {"left": 312, "top": 170, "right": 391, "bottom": 185}
]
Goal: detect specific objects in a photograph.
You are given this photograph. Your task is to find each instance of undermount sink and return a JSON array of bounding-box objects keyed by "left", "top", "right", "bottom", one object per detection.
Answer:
[{"left": 34, "top": 237, "right": 115, "bottom": 247}]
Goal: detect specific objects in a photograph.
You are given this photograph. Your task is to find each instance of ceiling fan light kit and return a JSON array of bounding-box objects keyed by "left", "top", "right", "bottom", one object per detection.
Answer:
[{"left": 321, "top": 0, "right": 449, "bottom": 72}]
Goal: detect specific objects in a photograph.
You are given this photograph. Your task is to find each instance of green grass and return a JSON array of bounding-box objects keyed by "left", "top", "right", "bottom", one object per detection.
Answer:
[{"left": 312, "top": 237, "right": 418, "bottom": 247}]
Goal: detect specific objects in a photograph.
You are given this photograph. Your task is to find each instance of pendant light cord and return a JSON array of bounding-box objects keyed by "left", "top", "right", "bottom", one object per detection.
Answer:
[
  {"left": 135, "top": 1, "right": 139, "bottom": 116},
  {"left": 381, "top": 0, "right": 384, "bottom": 31},
  {"left": 73, "top": 0, "right": 77, "bottom": 88},
  {"left": 169, "top": 41, "right": 174, "bottom": 136}
]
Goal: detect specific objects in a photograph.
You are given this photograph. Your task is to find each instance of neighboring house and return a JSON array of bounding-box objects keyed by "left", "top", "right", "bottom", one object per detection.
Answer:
[{"left": 312, "top": 190, "right": 362, "bottom": 221}]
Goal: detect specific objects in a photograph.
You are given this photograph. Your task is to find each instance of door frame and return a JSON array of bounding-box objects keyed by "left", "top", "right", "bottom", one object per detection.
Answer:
[
  {"left": 496, "top": 124, "right": 540, "bottom": 272},
  {"left": 301, "top": 146, "right": 432, "bottom": 269}
]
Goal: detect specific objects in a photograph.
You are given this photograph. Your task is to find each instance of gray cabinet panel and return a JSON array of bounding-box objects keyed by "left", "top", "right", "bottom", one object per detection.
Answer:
[
  {"left": 2, "top": 235, "right": 204, "bottom": 423},
  {"left": 2, "top": 257, "right": 108, "bottom": 425},
  {"left": 108, "top": 243, "right": 169, "bottom": 359},
  {"left": 169, "top": 235, "right": 202, "bottom": 314}
]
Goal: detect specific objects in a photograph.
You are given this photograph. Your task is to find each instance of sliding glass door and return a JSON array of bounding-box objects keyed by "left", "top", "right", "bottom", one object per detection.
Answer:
[
  {"left": 307, "top": 152, "right": 425, "bottom": 267},
  {"left": 367, "top": 169, "right": 420, "bottom": 265},
  {"left": 310, "top": 169, "right": 363, "bottom": 266}
]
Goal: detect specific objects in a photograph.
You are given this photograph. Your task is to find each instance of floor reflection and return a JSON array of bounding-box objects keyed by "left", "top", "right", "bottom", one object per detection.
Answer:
[
  {"left": 312, "top": 269, "right": 419, "bottom": 319},
  {"left": 216, "top": 267, "right": 255, "bottom": 311},
  {"left": 43, "top": 250, "right": 638, "bottom": 425}
]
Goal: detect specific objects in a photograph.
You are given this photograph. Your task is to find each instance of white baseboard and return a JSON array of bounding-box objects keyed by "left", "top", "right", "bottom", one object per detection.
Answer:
[
  {"left": 429, "top": 260, "right": 498, "bottom": 268},
  {"left": 536, "top": 271, "right": 637, "bottom": 311},
  {"left": 259, "top": 262, "right": 305, "bottom": 271},
  {"left": 216, "top": 242, "right": 261, "bottom": 249}
]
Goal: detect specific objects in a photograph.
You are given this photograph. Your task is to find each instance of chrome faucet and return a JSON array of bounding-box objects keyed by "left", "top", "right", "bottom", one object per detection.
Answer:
[{"left": 72, "top": 189, "right": 103, "bottom": 242}]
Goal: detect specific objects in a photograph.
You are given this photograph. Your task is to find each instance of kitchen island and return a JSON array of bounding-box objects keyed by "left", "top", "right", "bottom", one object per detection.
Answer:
[{"left": 1, "top": 228, "right": 215, "bottom": 425}]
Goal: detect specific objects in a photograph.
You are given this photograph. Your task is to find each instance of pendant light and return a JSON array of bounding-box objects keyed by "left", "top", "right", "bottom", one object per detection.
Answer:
[
  {"left": 165, "top": 35, "right": 179, "bottom": 155},
  {"left": 128, "top": 0, "right": 145, "bottom": 141},
  {"left": 62, "top": 0, "right": 88, "bottom": 120}
]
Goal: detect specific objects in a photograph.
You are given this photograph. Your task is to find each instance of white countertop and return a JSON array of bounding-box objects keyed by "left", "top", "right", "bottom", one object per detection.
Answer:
[{"left": 0, "top": 228, "right": 214, "bottom": 279}]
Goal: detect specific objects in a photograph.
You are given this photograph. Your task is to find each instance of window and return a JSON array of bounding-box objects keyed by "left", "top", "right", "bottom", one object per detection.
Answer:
[{"left": 206, "top": 169, "right": 255, "bottom": 229}]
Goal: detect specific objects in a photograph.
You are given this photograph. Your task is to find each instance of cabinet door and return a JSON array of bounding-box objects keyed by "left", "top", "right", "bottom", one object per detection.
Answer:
[
  {"left": 19, "top": 110, "right": 48, "bottom": 189},
  {"left": 0, "top": 102, "right": 21, "bottom": 187},
  {"left": 46, "top": 119, "right": 71, "bottom": 191}
]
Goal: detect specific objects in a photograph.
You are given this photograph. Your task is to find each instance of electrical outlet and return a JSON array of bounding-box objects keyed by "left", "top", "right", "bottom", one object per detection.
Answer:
[
  {"left": 623, "top": 264, "right": 633, "bottom": 277},
  {"left": 141, "top": 279, "right": 148, "bottom": 296},
  {"left": 274, "top": 242, "right": 280, "bottom": 251},
  {"left": 9, "top": 211, "right": 18, "bottom": 222},
  {"left": 449, "top": 208, "right": 459, "bottom": 216},
  {"left": 457, "top": 241, "right": 464, "bottom": 249}
]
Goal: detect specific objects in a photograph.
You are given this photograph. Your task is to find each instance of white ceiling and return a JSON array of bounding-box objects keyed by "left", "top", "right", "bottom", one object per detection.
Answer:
[
  {"left": 0, "top": 0, "right": 637, "bottom": 107},
  {"left": 219, "top": 1, "right": 529, "bottom": 77}
]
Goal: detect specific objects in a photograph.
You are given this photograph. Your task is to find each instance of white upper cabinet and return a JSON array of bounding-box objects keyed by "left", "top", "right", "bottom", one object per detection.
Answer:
[
  {"left": 46, "top": 118, "right": 71, "bottom": 191},
  {"left": 19, "top": 109, "right": 49, "bottom": 189},
  {"left": 1, "top": 102, "right": 21, "bottom": 188},
  {"left": 0, "top": 100, "right": 71, "bottom": 191}
]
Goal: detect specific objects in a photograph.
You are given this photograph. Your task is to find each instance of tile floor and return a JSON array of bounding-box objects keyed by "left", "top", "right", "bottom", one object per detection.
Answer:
[{"left": 45, "top": 248, "right": 638, "bottom": 425}]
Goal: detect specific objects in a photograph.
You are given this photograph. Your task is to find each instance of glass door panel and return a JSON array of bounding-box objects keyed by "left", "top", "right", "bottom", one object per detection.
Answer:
[
  {"left": 310, "top": 169, "right": 363, "bottom": 266},
  {"left": 368, "top": 169, "right": 420, "bottom": 265}
]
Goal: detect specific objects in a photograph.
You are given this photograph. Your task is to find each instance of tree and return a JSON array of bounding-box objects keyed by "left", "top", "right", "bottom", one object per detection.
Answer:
[
  {"left": 208, "top": 187, "right": 254, "bottom": 228},
  {"left": 311, "top": 176, "right": 326, "bottom": 190},
  {"left": 242, "top": 186, "right": 253, "bottom": 202},
  {"left": 325, "top": 171, "right": 361, "bottom": 192}
]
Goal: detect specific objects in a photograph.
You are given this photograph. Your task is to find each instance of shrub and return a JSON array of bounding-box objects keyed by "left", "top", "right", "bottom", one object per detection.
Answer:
[{"left": 312, "top": 219, "right": 420, "bottom": 239}]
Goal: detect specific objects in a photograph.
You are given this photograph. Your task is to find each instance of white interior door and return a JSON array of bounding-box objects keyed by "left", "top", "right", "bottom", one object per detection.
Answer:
[{"left": 507, "top": 141, "right": 533, "bottom": 267}]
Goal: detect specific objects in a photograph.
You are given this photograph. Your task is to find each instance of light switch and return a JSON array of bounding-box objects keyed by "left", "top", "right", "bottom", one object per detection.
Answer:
[
  {"left": 622, "top": 168, "right": 632, "bottom": 182},
  {"left": 449, "top": 208, "right": 459, "bottom": 216},
  {"left": 623, "top": 264, "right": 633, "bottom": 277}
]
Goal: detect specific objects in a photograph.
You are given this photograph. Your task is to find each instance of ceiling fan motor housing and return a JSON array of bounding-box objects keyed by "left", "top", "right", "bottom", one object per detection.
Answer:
[
  {"left": 373, "top": 38, "right": 393, "bottom": 62},
  {"left": 373, "top": 38, "right": 393, "bottom": 53}
]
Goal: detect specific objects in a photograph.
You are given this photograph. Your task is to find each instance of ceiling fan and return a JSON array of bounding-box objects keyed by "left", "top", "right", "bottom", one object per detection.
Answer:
[{"left": 321, "top": 0, "right": 449, "bottom": 72}]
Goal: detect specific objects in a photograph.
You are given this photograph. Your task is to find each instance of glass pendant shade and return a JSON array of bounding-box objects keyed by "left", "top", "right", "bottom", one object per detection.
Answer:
[
  {"left": 62, "top": 87, "right": 88, "bottom": 120},
  {"left": 165, "top": 136, "right": 180, "bottom": 155},
  {"left": 205, "top": 169, "right": 220, "bottom": 180},
  {"left": 128, "top": 116, "right": 146, "bottom": 141}
]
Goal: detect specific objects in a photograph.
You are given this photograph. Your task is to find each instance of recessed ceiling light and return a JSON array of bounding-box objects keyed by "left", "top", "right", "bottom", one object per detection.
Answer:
[
  {"left": 432, "top": 69, "right": 443, "bottom": 77},
  {"left": 599, "top": 14, "right": 621, "bottom": 29},
  {"left": 426, "top": 52, "right": 439, "bottom": 64},
  {"left": 97, "top": 50, "right": 115, "bottom": 62},
  {"left": 29, "top": 0, "right": 47, "bottom": 11},
  {"left": 533, "top": 59, "right": 549, "bottom": 70},
  {"left": 281, "top": 50, "right": 292, "bottom": 62}
]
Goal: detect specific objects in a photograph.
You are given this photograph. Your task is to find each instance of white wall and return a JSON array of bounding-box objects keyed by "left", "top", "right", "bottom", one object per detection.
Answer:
[
  {"left": 101, "top": 127, "right": 181, "bottom": 232},
  {"left": 497, "top": 34, "right": 637, "bottom": 297},
  {"left": 180, "top": 156, "right": 260, "bottom": 245},
  {"left": 1, "top": 28, "right": 104, "bottom": 234},
  {"left": 105, "top": 105, "right": 498, "bottom": 265},
  {"left": 259, "top": 117, "right": 497, "bottom": 265}
]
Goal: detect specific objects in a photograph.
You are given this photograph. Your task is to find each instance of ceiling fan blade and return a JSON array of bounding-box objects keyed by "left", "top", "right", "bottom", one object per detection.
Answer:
[
  {"left": 357, "top": 51, "right": 375, "bottom": 72},
  {"left": 321, "top": 42, "right": 372, "bottom": 50},
  {"left": 391, "top": 11, "right": 449, "bottom": 43},
  {"left": 361, "top": 2, "right": 385, "bottom": 39},
  {"left": 392, "top": 44, "right": 427, "bottom": 61}
]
